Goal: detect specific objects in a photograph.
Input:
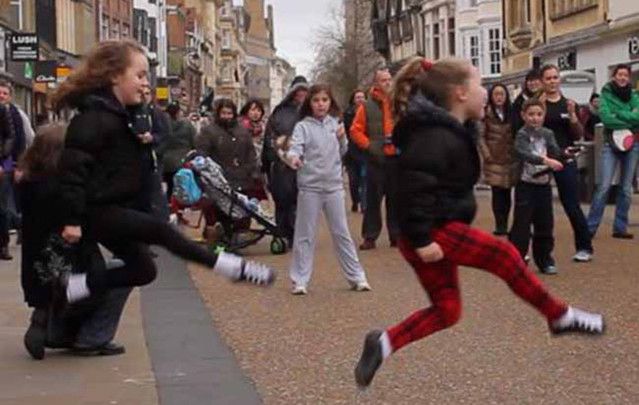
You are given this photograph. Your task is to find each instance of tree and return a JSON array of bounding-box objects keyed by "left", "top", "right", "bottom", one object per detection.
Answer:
[{"left": 310, "top": 0, "right": 385, "bottom": 105}]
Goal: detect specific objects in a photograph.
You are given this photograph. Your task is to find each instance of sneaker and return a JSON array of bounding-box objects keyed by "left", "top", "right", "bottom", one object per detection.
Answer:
[
  {"left": 572, "top": 250, "right": 593, "bottom": 263},
  {"left": 612, "top": 231, "right": 634, "bottom": 239},
  {"left": 291, "top": 285, "right": 308, "bottom": 295},
  {"left": 550, "top": 306, "right": 605, "bottom": 335},
  {"left": 540, "top": 265, "right": 558, "bottom": 275},
  {"left": 238, "top": 260, "right": 276, "bottom": 286},
  {"left": 72, "top": 341, "right": 126, "bottom": 356},
  {"left": 350, "top": 281, "right": 372, "bottom": 292},
  {"left": 354, "top": 330, "right": 384, "bottom": 388},
  {"left": 524, "top": 254, "right": 530, "bottom": 264},
  {"left": 359, "top": 239, "right": 376, "bottom": 251}
]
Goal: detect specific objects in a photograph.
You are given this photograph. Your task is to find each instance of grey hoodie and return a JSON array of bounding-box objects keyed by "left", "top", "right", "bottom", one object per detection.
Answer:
[{"left": 287, "top": 115, "right": 348, "bottom": 192}]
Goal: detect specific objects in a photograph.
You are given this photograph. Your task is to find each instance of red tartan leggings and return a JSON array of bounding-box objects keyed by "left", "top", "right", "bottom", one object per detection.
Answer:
[{"left": 388, "top": 222, "right": 568, "bottom": 353}]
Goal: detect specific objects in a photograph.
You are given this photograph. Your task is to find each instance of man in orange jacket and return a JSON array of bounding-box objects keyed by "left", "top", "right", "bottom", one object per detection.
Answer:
[{"left": 350, "top": 69, "right": 400, "bottom": 250}]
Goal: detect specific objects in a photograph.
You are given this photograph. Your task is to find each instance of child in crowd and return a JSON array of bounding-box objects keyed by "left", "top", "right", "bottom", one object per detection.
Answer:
[
  {"left": 510, "top": 98, "right": 564, "bottom": 275},
  {"left": 285, "top": 84, "right": 370, "bottom": 295},
  {"left": 354, "top": 57, "right": 604, "bottom": 389}
]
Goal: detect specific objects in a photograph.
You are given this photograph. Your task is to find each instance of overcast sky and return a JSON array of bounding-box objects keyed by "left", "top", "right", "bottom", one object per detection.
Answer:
[{"left": 234, "top": 0, "right": 341, "bottom": 78}]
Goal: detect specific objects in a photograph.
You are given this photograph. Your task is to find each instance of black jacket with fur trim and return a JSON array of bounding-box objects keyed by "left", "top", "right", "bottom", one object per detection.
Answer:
[{"left": 393, "top": 92, "right": 481, "bottom": 248}]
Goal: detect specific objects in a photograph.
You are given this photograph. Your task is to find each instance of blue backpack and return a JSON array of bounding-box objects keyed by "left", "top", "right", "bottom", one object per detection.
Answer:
[{"left": 172, "top": 168, "right": 202, "bottom": 205}]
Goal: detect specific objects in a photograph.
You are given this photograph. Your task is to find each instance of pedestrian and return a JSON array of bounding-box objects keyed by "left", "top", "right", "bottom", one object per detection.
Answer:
[
  {"left": 479, "top": 83, "right": 518, "bottom": 235},
  {"left": 511, "top": 69, "right": 543, "bottom": 136},
  {"left": 510, "top": 99, "right": 564, "bottom": 275},
  {"left": 285, "top": 84, "right": 370, "bottom": 295},
  {"left": 18, "top": 123, "right": 131, "bottom": 359},
  {"left": 49, "top": 40, "right": 275, "bottom": 306},
  {"left": 239, "top": 98, "right": 268, "bottom": 201},
  {"left": 262, "top": 76, "right": 309, "bottom": 248},
  {"left": 579, "top": 93, "right": 601, "bottom": 141},
  {"left": 354, "top": 57, "right": 604, "bottom": 389},
  {"left": 343, "top": 89, "right": 368, "bottom": 213},
  {"left": 539, "top": 64, "right": 593, "bottom": 262},
  {"left": 350, "top": 69, "right": 400, "bottom": 250},
  {"left": 587, "top": 64, "right": 639, "bottom": 239},
  {"left": 0, "top": 100, "right": 16, "bottom": 260},
  {"left": 158, "top": 102, "right": 197, "bottom": 201},
  {"left": 196, "top": 98, "right": 259, "bottom": 235}
]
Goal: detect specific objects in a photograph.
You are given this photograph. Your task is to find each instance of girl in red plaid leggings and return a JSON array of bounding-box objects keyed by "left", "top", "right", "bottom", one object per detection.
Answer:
[{"left": 354, "top": 58, "right": 605, "bottom": 388}]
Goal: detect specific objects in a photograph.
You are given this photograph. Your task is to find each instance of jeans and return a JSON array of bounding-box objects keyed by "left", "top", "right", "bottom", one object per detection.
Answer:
[
  {"left": 345, "top": 160, "right": 367, "bottom": 211},
  {"left": 587, "top": 143, "right": 639, "bottom": 235},
  {"left": 553, "top": 161, "right": 593, "bottom": 253}
]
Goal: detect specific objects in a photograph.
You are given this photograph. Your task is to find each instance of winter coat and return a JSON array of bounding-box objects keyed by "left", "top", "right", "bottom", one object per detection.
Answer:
[
  {"left": 58, "top": 89, "right": 151, "bottom": 226},
  {"left": 393, "top": 92, "right": 480, "bottom": 249},
  {"left": 0, "top": 105, "right": 15, "bottom": 160},
  {"left": 343, "top": 104, "right": 365, "bottom": 165},
  {"left": 479, "top": 107, "right": 518, "bottom": 189},
  {"left": 288, "top": 115, "right": 348, "bottom": 193},
  {"left": 578, "top": 106, "right": 600, "bottom": 141},
  {"left": 350, "top": 86, "right": 398, "bottom": 164},
  {"left": 158, "top": 119, "right": 197, "bottom": 174},
  {"left": 19, "top": 177, "right": 63, "bottom": 307},
  {"left": 195, "top": 121, "right": 258, "bottom": 192},
  {"left": 599, "top": 82, "right": 639, "bottom": 144}
]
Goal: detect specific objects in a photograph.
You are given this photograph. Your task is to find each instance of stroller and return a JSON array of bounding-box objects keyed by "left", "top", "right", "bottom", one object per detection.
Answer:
[{"left": 170, "top": 151, "right": 288, "bottom": 255}]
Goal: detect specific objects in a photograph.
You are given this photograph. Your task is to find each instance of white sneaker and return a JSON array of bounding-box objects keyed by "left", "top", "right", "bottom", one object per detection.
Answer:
[
  {"left": 239, "top": 260, "right": 276, "bottom": 286},
  {"left": 550, "top": 306, "right": 605, "bottom": 335},
  {"left": 572, "top": 250, "right": 593, "bottom": 262},
  {"left": 351, "top": 281, "right": 372, "bottom": 292},
  {"left": 291, "top": 285, "right": 308, "bottom": 295}
]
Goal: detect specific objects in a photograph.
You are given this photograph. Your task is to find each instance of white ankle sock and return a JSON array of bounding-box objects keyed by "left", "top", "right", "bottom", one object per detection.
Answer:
[
  {"left": 212, "top": 252, "right": 243, "bottom": 280},
  {"left": 66, "top": 273, "right": 91, "bottom": 303},
  {"left": 379, "top": 331, "right": 392, "bottom": 360}
]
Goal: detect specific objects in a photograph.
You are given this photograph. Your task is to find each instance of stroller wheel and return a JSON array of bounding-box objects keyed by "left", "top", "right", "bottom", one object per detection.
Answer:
[{"left": 270, "top": 238, "right": 287, "bottom": 255}]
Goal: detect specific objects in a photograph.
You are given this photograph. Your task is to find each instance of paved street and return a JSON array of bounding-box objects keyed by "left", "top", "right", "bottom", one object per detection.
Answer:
[
  {"left": 0, "top": 191, "right": 638, "bottom": 404},
  {"left": 189, "top": 191, "right": 639, "bottom": 404}
]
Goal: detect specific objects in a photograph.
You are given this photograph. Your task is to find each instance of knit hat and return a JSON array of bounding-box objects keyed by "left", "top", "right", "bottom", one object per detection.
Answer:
[{"left": 289, "top": 75, "right": 309, "bottom": 94}]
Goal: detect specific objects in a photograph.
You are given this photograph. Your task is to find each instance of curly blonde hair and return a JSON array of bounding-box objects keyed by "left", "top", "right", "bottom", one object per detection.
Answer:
[
  {"left": 392, "top": 57, "right": 474, "bottom": 119},
  {"left": 50, "top": 40, "right": 146, "bottom": 110}
]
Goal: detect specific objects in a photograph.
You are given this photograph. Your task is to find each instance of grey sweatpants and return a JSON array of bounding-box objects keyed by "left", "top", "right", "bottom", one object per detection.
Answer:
[{"left": 289, "top": 189, "right": 368, "bottom": 287}]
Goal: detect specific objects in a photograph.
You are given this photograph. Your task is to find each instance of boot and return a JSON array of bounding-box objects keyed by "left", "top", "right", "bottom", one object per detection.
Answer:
[
  {"left": 0, "top": 246, "right": 12, "bottom": 260},
  {"left": 24, "top": 308, "right": 48, "bottom": 360}
]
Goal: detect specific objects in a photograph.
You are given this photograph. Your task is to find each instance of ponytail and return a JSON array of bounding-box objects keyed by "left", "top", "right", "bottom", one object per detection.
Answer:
[{"left": 392, "top": 57, "right": 474, "bottom": 119}]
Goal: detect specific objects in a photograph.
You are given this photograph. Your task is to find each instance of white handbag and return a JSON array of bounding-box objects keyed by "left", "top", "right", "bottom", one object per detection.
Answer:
[{"left": 611, "top": 129, "right": 636, "bottom": 152}]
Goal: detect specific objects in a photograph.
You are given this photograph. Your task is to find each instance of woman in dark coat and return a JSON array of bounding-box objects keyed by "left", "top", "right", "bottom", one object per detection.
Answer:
[{"left": 343, "top": 89, "right": 368, "bottom": 213}]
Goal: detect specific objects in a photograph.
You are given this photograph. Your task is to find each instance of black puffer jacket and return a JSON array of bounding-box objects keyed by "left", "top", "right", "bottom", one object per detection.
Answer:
[
  {"left": 58, "top": 90, "right": 149, "bottom": 226},
  {"left": 393, "top": 92, "right": 480, "bottom": 248}
]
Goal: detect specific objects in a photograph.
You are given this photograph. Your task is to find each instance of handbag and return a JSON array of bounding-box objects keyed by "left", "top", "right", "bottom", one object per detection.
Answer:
[{"left": 610, "top": 129, "right": 636, "bottom": 152}]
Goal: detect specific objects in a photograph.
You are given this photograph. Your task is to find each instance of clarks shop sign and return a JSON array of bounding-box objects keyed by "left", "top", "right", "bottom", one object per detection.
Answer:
[{"left": 9, "top": 33, "right": 39, "bottom": 62}]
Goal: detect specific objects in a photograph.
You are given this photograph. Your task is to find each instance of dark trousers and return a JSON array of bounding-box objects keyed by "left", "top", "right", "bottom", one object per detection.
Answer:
[
  {"left": 163, "top": 171, "right": 175, "bottom": 202},
  {"left": 553, "top": 162, "right": 593, "bottom": 253},
  {"left": 491, "top": 186, "right": 512, "bottom": 232},
  {"left": 345, "top": 160, "right": 366, "bottom": 210},
  {"left": 509, "top": 182, "right": 554, "bottom": 270},
  {"left": 85, "top": 206, "right": 218, "bottom": 293},
  {"left": 149, "top": 170, "right": 170, "bottom": 222},
  {"left": 270, "top": 162, "right": 297, "bottom": 243},
  {"left": 0, "top": 174, "right": 9, "bottom": 247},
  {"left": 47, "top": 287, "right": 132, "bottom": 348},
  {"left": 362, "top": 158, "right": 400, "bottom": 242}
]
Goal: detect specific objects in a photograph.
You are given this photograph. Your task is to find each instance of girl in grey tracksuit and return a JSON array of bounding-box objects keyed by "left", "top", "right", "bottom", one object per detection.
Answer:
[{"left": 286, "top": 85, "right": 370, "bottom": 295}]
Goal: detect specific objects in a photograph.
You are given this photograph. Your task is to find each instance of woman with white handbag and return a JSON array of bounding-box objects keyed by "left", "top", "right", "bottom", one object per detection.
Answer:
[{"left": 587, "top": 64, "right": 639, "bottom": 239}]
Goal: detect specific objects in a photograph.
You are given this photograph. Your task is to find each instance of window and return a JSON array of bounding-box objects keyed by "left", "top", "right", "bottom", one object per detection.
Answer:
[
  {"left": 470, "top": 35, "right": 479, "bottom": 67},
  {"left": 448, "top": 17, "right": 455, "bottom": 56},
  {"left": 422, "top": 16, "right": 430, "bottom": 57},
  {"left": 9, "top": 0, "right": 22, "bottom": 29},
  {"left": 433, "top": 22, "right": 440, "bottom": 60},
  {"left": 149, "top": 18, "right": 158, "bottom": 52},
  {"left": 550, "top": 0, "right": 597, "bottom": 20},
  {"left": 469, "top": 0, "right": 478, "bottom": 6},
  {"left": 222, "top": 30, "right": 231, "bottom": 49},
  {"left": 488, "top": 28, "right": 501, "bottom": 74},
  {"left": 112, "top": 22, "right": 120, "bottom": 40},
  {"left": 102, "top": 15, "right": 110, "bottom": 40},
  {"left": 122, "top": 24, "right": 130, "bottom": 39}
]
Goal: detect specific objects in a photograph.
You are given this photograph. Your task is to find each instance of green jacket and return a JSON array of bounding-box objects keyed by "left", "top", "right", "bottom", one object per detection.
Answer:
[{"left": 599, "top": 82, "right": 639, "bottom": 135}]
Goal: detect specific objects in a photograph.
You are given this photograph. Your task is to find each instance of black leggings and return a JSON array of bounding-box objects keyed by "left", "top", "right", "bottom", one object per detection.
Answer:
[{"left": 85, "top": 205, "right": 218, "bottom": 293}]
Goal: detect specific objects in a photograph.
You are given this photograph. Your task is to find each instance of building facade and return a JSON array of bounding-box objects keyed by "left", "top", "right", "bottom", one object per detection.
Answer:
[
  {"left": 344, "top": 0, "right": 386, "bottom": 87},
  {"left": 216, "top": 0, "right": 248, "bottom": 108},
  {"left": 455, "top": 0, "right": 502, "bottom": 84},
  {"left": 244, "top": 0, "right": 275, "bottom": 112},
  {"left": 133, "top": 0, "right": 168, "bottom": 88},
  {"left": 96, "top": 0, "right": 133, "bottom": 41},
  {"left": 269, "top": 56, "right": 295, "bottom": 109}
]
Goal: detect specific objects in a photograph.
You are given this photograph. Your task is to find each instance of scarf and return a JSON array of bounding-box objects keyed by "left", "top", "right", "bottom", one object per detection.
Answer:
[
  {"left": 610, "top": 81, "right": 632, "bottom": 103},
  {"left": 369, "top": 86, "right": 397, "bottom": 156}
]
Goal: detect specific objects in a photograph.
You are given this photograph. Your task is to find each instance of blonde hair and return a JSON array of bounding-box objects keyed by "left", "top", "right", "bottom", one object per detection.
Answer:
[
  {"left": 392, "top": 57, "right": 474, "bottom": 119},
  {"left": 50, "top": 40, "right": 145, "bottom": 110}
]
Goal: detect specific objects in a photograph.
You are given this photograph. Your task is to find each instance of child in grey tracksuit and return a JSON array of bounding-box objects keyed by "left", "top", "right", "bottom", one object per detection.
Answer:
[{"left": 285, "top": 85, "right": 370, "bottom": 295}]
